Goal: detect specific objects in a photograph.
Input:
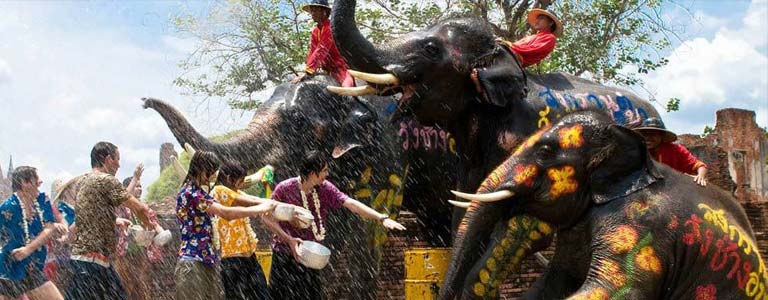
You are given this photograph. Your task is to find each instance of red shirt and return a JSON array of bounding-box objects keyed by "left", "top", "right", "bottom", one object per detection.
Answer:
[
  {"left": 508, "top": 30, "right": 556, "bottom": 67},
  {"left": 650, "top": 143, "right": 707, "bottom": 175},
  {"left": 306, "top": 19, "right": 350, "bottom": 85}
]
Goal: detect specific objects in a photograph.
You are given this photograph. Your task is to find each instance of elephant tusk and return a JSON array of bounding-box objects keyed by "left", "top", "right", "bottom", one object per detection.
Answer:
[
  {"left": 450, "top": 190, "right": 514, "bottom": 203},
  {"left": 170, "top": 155, "right": 188, "bottom": 178},
  {"left": 183, "top": 143, "right": 197, "bottom": 156},
  {"left": 348, "top": 70, "right": 400, "bottom": 85},
  {"left": 448, "top": 200, "right": 471, "bottom": 209},
  {"left": 327, "top": 85, "right": 380, "bottom": 96}
]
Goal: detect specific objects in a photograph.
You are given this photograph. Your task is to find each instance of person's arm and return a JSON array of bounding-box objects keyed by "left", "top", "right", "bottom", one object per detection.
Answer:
[
  {"left": 123, "top": 195, "right": 157, "bottom": 230},
  {"left": 671, "top": 144, "right": 708, "bottom": 186},
  {"left": 343, "top": 198, "right": 406, "bottom": 230},
  {"left": 232, "top": 193, "right": 271, "bottom": 207},
  {"left": 694, "top": 166, "right": 708, "bottom": 186},
  {"left": 125, "top": 164, "right": 144, "bottom": 196},
  {"left": 262, "top": 215, "right": 302, "bottom": 260},
  {"left": 11, "top": 223, "right": 56, "bottom": 261},
  {"left": 207, "top": 201, "right": 276, "bottom": 220},
  {"left": 305, "top": 26, "right": 333, "bottom": 74}
]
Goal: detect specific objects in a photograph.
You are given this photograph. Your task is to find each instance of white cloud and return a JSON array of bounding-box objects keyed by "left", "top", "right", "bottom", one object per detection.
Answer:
[
  {"left": 0, "top": 3, "right": 252, "bottom": 197},
  {"left": 646, "top": 0, "right": 768, "bottom": 135}
]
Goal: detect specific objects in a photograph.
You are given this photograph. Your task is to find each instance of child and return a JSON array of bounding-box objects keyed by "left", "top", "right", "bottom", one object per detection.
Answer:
[
  {"left": 174, "top": 152, "right": 277, "bottom": 300},
  {"left": 211, "top": 163, "right": 275, "bottom": 300}
]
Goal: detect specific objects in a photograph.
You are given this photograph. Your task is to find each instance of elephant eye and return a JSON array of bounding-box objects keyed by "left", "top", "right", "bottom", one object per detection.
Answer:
[
  {"left": 423, "top": 42, "right": 440, "bottom": 57},
  {"left": 535, "top": 145, "right": 556, "bottom": 163}
]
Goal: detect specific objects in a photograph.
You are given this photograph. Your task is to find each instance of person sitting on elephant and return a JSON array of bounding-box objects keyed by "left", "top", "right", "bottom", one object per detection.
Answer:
[
  {"left": 500, "top": 8, "right": 563, "bottom": 68},
  {"left": 263, "top": 150, "right": 405, "bottom": 300},
  {"left": 211, "top": 162, "right": 274, "bottom": 300},
  {"left": 634, "top": 117, "right": 708, "bottom": 186},
  {"left": 291, "top": 0, "right": 355, "bottom": 87}
]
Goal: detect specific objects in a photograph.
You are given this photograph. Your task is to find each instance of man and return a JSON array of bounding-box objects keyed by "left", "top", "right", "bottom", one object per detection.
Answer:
[
  {"left": 634, "top": 118, "right": 708, "bottom": 186},
  {"left": 501, "top": 8, "right": 562, "bottom": 68},
  {"left": 264, "top": 150, "right": 405, "bottom": 300},
  {"left": 291, "top": 0, "right": 355, "bottom": 87},
  {"left": 65, "top": 142, "right": 162, "bottom": 300},
  {"left": 0, "top": 167, "right": 67, "bottom": 300}
]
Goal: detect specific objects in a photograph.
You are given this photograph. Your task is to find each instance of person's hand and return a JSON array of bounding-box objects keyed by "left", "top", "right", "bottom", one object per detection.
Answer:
[
  {"left": 115, "top": 218, "right": 133, "bottom": 228},
  {"left": 288, "top": 238, "right": 303, "bottom": 262},
  {"left": 291, "top": 73, "right": 309, "bottom": 84},
  {"left": 133, "top": 163, "right": 145, "bottom": 181},
  {"left": 11, "top": 246, "right": 32, "bottom": 261},
  {"left": 694, "top": 167, "right": 708, "bottom": 186},
  {"left": 53, "top": 223, "right": 69, "bottom": 236},
  {"left": 382, "top": 218, "right": 406, "bottom": 231}
]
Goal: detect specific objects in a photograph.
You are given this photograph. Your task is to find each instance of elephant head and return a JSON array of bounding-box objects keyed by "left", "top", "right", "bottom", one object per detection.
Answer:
[
  {"left": 447, "top": 111, "right": 662, "bottom": 299},
  {"left": 329, "top": 0, "right": 527, "bottom": 124}
]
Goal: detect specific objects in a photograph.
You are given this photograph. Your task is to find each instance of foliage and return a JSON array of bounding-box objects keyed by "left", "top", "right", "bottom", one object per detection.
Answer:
[
  {"left": 145, "top": 130, "right": 246, "bottom": 202},
  {"left": 666, "top": 97, "right": 680, "bottom": 112},
  {"left": 701, "top": 125, "right": 714, "bottom": 138},
  {"left": 172, "top": 0, "right": 684, "bottom": 108}
]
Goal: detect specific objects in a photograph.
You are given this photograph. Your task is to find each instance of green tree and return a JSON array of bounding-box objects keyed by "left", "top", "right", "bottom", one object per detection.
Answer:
[{"left": 173, "top": 0, "right": 685, "bottom": 108}]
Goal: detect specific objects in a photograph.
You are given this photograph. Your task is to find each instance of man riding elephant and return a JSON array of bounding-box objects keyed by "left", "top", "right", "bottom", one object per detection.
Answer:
[{"left": 452, "top": 111, "right": 767, "bottom": 300}]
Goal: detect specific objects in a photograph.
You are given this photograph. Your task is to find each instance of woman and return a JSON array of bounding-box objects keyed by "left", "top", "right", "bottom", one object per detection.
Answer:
[
  {"left": 174, "top": 151, "right": 277, "bottom": 300},
  {"left": 264, "top": 150, "right": 406, "bottom": 300},
  {"left": 211, "top": 163, "right": 275, "bottom": 300},
  {"left": 0, "top": 166, "right": 67, "bottom": 300}
]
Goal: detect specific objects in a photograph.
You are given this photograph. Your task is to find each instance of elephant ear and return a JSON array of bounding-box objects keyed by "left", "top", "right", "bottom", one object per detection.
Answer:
[
  {"left": 587, "top": 124, "right": 663, "bottom": 204},
  {"left": 474, "top": 45, "right": 527, "bottom": 107}
]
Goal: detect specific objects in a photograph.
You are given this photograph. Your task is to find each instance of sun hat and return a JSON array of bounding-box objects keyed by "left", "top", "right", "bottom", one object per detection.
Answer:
[{"left": 527, "top": 9, "right": 563, "bottom": 37}]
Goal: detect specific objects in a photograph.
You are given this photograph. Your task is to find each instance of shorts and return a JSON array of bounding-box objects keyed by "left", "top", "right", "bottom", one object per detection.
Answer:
[
  {"left": 64, "top": 259, "right": 127, "bottom": 300},
  {"left": 174, "top": 259, "right": 223, "bottom": 300},
  {"left": 0, "top": 264, "right": 50, "bottom": 298}
]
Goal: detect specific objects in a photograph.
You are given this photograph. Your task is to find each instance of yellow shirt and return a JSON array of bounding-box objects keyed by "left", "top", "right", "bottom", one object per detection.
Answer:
[{"left": 210, "top": 186, "right": 259, "bottom": 258}]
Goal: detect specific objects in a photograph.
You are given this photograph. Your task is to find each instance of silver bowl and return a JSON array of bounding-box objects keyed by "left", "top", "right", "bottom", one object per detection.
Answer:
[{"left": 298, "top": 241, "right": 331, "bottom": 269}]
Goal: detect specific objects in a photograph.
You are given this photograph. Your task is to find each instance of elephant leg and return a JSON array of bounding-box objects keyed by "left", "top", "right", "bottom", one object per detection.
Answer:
[
  {"left": 459, "top": 215, "right": 554, "bottom": 300},
  {"left": 520, "top": 266, "right": 580, "bottom": 300}
]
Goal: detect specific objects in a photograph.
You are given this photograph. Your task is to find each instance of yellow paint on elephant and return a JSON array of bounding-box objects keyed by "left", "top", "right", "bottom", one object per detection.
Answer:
[
  {"left": 515, "top": 248, "right": 525, "bottom": 258},
  {"left": 599, "top": 259, "right": 626, "bottom": 287},
  {"left": 529, "top": 231, "right": 541, "bottom": 241},
  {"left": 520, "top": 216, "right": 532, "bottom": 229},
  {"left": 479, "top": 269, "right": 490, "bottom": 284},
  {"left": 605, "top": 225, "right": 638, "bottom": 254},
  {"left": 513, "top": 164, "right": 538, "bottom": 187},
  {"left": 698, "top": 203, "right": 729, "bottom": 233},
  {"left": 547, "top": 166, "right": 578, "bottom": 199},
  {"left": 473, "top": 282, "right": 486, "bottom": 296},
  {"left": 514, "top": 126, "right": 549, "bottom": 155},
  {"left": 538, "top": 222, "right": 552, "bottom": 235},
  {"left": 635, "top": 246, "right": 662, "bottom": 275},
  {"left": 389, "top": 174, "right": 402, "bottom": 187},
  {"left": 558, "top": 124, "right": 584, "bottom": 149},
  {"left": 571, "top": 288, "right": 609, "bottom": 300},
  {"left": 360, "top": 167, "right": 372, "bottom": 185},
  {"left": 354, "top": 188, "right": 372, "bottom": 199},
  {"left": 486, "top": 258, "right": 497, "bottom": 272},
  {"left": 480, "top": 165, "right": 507, "bottom": 192},
  {"left": 492, "top": 247, "right": 504, "bottom": 258},
  {"left": 538, "top": 106, "right": 551, "bottom": 129}
]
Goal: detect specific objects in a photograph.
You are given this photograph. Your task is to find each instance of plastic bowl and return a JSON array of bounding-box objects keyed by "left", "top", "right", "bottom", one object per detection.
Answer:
[
  {"left": 273, "top": 203, "right": 295, "bottom": 221},
  {"left": 130, "top": 225, "right": 155, "bottom": 247},
  {"left": 298, "top": 241, "right": 331, "bottom": 270},
  {"left": 153, "top": 229, "right": 173, "bottom": 246},
  {"left": 295, "top": 210, "right": 315, "bottom": 229}
]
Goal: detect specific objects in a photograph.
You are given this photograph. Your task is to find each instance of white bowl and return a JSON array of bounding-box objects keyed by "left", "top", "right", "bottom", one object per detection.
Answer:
[
  {"left": 298, "top": 241, "right": 331, "bottom": 270},
  {"left": 153, "top": 229, "right": 172, "bottom": 246},
  {"left": 273, "top": 203, "right": 295, "bottom": 221},
  {"left": 130, "top": 225, "right": 155, "bottom": 247},
  {"left": 295, "top": 210, "right": 315, "bottom": 229}
]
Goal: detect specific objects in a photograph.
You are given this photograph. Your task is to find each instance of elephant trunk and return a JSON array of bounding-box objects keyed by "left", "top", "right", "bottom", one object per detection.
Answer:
[
  {"left": 331, "top": 0, "right": 390, "bottom": 74},
  {"left": 142, "top": 98, "right": 276, "bottom": 171}
]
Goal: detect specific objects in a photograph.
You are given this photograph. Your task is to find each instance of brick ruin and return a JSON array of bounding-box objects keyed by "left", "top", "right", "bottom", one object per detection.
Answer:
[
  {"left": 0, "top": 156, "right": 13, "bottom": 200},
  {"left": 129, "top": 108, "right": 767, "bottom": 299}
]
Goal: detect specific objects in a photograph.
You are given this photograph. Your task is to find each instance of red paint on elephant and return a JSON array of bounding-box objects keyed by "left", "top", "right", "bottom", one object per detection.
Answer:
[
  {"left": 558, "top": 124, "right": 584, "bottom": 148},
  {"left": 696, "top": 284, "right": 717, "bottom": 300},
  {"left": 513, "top": 164, "right": 538, "bottom": 187}
]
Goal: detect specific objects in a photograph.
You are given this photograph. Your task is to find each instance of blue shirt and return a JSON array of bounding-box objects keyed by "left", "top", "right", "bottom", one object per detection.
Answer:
[{"left": 0, "top": 193, "right": 55, "bottom": 281}]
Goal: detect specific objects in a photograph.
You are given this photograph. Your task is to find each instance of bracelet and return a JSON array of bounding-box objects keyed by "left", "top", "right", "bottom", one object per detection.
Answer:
[{"left": 378, "top": 214, "right": 388, "bottom": 222}]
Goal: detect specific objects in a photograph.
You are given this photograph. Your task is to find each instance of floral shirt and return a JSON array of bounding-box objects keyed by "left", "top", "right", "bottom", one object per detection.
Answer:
[
  {"left": 0, "top": 193, "right": 56, "bottom": 281},
  {"left": 70, "top": 172, "right": 131, "bottom": 258},
  {"left": 176, "top": 185, "right": 218, "bottom": 266},
  {"left": 210, "top": 186, "right": 259, "bottom": 258}
]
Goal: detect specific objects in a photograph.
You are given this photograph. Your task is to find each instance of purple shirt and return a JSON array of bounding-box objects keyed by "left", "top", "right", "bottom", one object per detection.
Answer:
[{"left": 270, "top": 177, "right": 348, "bottom": 253}]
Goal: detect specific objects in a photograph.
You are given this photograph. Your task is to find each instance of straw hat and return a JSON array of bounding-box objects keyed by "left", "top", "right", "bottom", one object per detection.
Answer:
[
  {"left": 302, "top": 0, "right": 331, "bottom": 13},
  {"left": 527, "top": 9, "right": 563, "bottom": 37},
  {"left": 634, "top": 118, "right": 677, "bottom": 143},
  {"left": 51, "top": 174, "right": 84, "bottom": 203}
]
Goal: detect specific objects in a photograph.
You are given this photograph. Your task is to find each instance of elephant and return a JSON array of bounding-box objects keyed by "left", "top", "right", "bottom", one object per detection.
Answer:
[
  {"left": 143, "top": 75, "right": 458, "bottom": 298},
  {"left": 451, "top": 110, "right": 767, "bottom": 300},
  {"left": 327, "top": 0, "right": 661, "bottom": 298}
]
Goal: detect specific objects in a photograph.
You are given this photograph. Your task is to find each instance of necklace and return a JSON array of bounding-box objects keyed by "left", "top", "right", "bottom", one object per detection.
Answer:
[
  {"left": 298, "top": 177, "right": 326, "bottom": 241},
  {"left": 16, "top": 193, "right": 43, "bottom": 245}
]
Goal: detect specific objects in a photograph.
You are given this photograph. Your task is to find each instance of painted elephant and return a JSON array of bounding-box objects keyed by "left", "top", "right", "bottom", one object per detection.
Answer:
[
  {"left": 451, "top": 110, "right": 767, "bottom": 300},
  {"left": 327, "top": 0, "right": 660, "bottom": 298},
  {"left": 144, "top": 75, "right": 457, "bottom": 298}
]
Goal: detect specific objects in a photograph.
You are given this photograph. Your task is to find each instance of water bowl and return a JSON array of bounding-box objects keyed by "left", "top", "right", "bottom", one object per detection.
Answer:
[{"left": 298, "top": 241, "right": 331, "bottom": 270}]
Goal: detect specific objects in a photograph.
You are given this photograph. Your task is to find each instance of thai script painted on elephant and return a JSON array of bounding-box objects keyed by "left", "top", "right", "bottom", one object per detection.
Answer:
[
  {"left": 398, "top": 120, "right": 456, "bottom": 154},
  {"left": 558, "top": 124, "right": 584, "bottom": 149},
  {"left": 681, "top": 204, "right": 768, "bottom": 299},
  {"left": 536, "top": 88, "right": 649, "bottom": 128},
  {"left": 547, "top": 166, "right": 578, "bottom": 198}
]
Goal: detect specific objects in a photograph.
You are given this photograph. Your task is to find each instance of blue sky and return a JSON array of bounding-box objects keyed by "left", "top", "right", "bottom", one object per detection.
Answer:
[{"left": 0, "top": 0, "right": 766, "bottom": 196}]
